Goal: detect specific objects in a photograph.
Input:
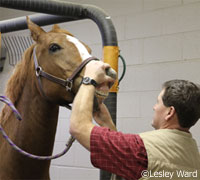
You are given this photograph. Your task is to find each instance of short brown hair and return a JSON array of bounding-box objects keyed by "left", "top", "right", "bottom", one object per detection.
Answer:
[{"left": 162, "top": 80, "right": 200, "bottom": 128}]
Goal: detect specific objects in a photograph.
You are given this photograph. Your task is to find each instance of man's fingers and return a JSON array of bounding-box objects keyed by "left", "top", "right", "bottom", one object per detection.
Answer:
[{"left": 85, "top": 61, "right": 116, "bottom": 85}]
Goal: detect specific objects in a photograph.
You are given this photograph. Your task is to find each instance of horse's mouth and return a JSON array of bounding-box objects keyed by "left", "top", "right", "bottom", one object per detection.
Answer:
[
  {"left": 92, "top": 67, "right": 117, "bottom": 112},
  {"left": 92, "top": 80, "right": 115, "bottom": 112},
  {"left": 93, "top": 84, "right": 110, "bottom": 112},
  {"left": 95, "top": 90, "right": 109, "bottom": 98},
  {"left": 94, "top": 81, "right": 113, "bottom": 100}
]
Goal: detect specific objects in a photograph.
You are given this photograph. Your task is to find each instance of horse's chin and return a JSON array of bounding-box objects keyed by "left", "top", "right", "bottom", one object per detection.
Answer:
[{"left": 93, "top": 83, "right": 110, "bottom": 112}]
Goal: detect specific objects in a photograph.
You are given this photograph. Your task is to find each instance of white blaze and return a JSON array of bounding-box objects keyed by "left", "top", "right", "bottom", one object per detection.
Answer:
[{"left": 66, "top": 35, "right": 92, "bottom": 61}]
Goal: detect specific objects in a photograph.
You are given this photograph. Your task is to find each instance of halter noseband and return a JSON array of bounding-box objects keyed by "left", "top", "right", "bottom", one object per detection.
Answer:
[{"left": 33, "top": 46, "right": 98, "bottom": 109}]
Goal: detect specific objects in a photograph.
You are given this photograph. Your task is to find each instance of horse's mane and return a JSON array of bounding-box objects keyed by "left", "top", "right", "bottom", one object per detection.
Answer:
[{"left": 0, "top": 44, "right": 35, "bottom": 124}]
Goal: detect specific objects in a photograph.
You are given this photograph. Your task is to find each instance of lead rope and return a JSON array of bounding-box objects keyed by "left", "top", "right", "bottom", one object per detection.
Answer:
[{"left": 0, "top": 95, "right": 75, "bottom": 160}]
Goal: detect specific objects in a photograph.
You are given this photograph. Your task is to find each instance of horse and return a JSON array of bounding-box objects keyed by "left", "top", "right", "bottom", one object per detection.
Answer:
[{"left": 0, "top": 17, "right": 116, "bottom": 180}]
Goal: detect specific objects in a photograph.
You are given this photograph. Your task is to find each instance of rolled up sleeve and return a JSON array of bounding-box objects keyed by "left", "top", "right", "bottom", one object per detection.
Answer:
[{"left": 90, "top": 126, "right": 148, "bottom": 180}]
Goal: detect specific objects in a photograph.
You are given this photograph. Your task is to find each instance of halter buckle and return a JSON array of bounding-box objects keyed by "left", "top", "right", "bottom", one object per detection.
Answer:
[
  {"left": 36, "top": 66, "right": 42, "bottom": 77},
  {"left": 66, "top": 79, "right": 73, "bottom": 91}
]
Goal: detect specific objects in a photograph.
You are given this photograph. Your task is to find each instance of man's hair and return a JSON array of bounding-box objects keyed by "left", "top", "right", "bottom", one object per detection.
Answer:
[{"left": 162, "top": 79, "right": 200, "bottom": 128}]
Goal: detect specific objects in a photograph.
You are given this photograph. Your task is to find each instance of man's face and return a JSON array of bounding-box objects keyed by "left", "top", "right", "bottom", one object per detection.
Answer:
[{"left": 152, "top": 89, "right": 169, "bottom": 129}]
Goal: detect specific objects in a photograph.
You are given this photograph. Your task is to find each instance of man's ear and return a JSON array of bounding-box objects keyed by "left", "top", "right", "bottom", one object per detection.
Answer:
[{"left": 165, "top": 106, "right": 176, "bottom": 121}]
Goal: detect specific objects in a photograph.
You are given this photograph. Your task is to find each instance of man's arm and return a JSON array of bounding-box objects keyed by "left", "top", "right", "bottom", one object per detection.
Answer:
[
  {"left": 69, "top": 84, "right": 95, "bottom": 151},
  {"left": 69, "top": 61, "right": 115, "bottom": 151}
]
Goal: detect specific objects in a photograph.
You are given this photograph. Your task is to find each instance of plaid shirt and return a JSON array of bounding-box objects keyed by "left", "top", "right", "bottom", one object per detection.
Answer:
[{"left": 90, "top": 126, "right": 148, "bottom": 180}]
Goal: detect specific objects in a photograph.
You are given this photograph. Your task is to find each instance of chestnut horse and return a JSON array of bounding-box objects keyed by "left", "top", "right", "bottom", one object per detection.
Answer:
[{"left": 0, "top": 17, "right": 114, "bottom": 179}]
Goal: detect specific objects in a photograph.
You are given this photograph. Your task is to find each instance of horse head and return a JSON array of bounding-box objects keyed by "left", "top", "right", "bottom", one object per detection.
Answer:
[{"left": 27, "top": 17, "right": 116, "bottom": 109}]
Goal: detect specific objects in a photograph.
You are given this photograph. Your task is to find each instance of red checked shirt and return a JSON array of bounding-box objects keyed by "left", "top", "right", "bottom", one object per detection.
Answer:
[{"left": 90, "top": 126, "right": 148, "bottom": 180}]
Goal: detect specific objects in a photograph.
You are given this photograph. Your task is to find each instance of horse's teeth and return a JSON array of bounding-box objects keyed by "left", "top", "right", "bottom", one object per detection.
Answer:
[{"left": 95, "top": 90, "right": 108, "bottom": 97}]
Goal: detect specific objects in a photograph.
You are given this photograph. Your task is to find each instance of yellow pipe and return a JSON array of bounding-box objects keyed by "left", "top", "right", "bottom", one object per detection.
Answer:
[{"left": 103, "top": 46, "right": 119, "bottom": 92}]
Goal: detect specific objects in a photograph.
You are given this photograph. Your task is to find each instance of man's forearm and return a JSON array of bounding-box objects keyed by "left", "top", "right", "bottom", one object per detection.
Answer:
[{"left": 70, "top": 84, "right": 95, "bottom": 150}]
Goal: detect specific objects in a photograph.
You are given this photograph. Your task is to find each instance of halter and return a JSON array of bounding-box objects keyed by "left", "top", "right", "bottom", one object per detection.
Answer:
[{"left": 33, "top": 46, "right": 99, "bottom": 109}]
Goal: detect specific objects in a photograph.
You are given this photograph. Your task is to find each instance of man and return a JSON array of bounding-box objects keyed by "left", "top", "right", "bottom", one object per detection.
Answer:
[{"left": 70, "top": 61, "right": 200, "bottom": 180}]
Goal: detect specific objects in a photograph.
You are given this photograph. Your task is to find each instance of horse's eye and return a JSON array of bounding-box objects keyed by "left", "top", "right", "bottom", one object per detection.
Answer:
[{"left": 49, "top": 43, "right": 61, "bottom": 53}]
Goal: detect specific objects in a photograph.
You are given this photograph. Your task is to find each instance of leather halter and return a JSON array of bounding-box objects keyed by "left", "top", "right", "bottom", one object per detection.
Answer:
[{"left": 33, "top": 46, "right": 98, "bottom": 109}]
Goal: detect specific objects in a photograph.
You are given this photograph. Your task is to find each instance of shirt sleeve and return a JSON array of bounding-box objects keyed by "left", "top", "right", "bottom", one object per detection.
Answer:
[{"left": 90, "top": 126, "right": 148, "bottom": 180}]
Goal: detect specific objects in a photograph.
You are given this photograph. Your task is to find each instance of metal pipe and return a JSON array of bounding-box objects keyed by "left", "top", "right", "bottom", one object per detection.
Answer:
[
  {"left": 0, "top": 0, "right": 117, "bottom": 46},
  {"left": 0, "top": 13, "right": 78, "bottom": 33}
]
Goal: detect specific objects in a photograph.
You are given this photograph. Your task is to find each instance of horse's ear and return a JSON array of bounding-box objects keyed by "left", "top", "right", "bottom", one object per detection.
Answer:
[
  {"left": 26, "top": 16, "right": 45, "bottom": 42},
  {"left": 52, "top": 24, "right": 61, "bottom": 31}
]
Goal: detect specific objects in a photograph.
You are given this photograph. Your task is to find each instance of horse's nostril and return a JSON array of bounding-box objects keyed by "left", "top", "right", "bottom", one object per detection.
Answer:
[{"left": 106, "top": 68, "right": 117, "bottom": 79}]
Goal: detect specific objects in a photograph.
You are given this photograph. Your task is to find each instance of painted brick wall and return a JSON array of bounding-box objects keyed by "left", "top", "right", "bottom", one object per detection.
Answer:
[{"left": 0, "top": 0, "right": 200, "bottom": 179}]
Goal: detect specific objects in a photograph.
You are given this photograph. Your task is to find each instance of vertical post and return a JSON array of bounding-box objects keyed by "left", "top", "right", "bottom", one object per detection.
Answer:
[
  {"left": 103, "top": 46, "right": 119, "bottom": 93},
  {"left": 100, "top": 46, "right": 123, "bottom": 180}
]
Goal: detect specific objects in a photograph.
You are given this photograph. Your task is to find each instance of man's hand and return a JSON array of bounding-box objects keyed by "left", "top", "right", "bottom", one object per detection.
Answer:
[
  {"left": 84, "top": 61, "right": 116, "bottom": 85},
  {"left": 93, "top": 103, "right": 117, "bottom": 131}
]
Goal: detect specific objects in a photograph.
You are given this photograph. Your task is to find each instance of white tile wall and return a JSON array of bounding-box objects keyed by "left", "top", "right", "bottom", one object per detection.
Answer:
[
  {"left": 183, "top": 0, "right": 200, "bottom": 4},
  {"left": 117, "top": 117, "right": 153, "bottom": 134},
  {"left": 182, "top": 31, "right": 200, "bottom": 59},
  {"left": 59, "top": 167, "right": 98, "bottom": 180},
  {"left": 143, "top": 34, "right": 182, "bottom": 63},
  {"left": 119, "top": 39, "right": 143, "bottom": 65},
  {"left": 117, "top": 92, "right": 140, "bottom": 118},
  {"left": 139, "top": 91, "right": 159, "bottom": 118},
  {"left": 158, "top": 60, "right": 200, "bottom": 84},
  {"left": 50, "top": 166, "right": 98, "bottom": 180},
  {"left": 62, "top": 20, "right": 101, "bottom": 45},
  {"left": 126, "top": 10, "right": 163, "bottom": 39},
  {"left": 144, "top": 0, "right": 182, "bottom": 11},
  {"left": 98, "top": 0, "right": 144, "bottom": 16},
  {"left": 0, "top": 1, "right": 200, "bottom": 179},
  {"left": 162, "top": 3, "right": 200, "bottom": 34}
]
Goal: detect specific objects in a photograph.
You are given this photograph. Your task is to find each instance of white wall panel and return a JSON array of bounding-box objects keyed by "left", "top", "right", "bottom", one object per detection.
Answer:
[
  {"left": 144, "top": 34, "right": 182, "bottom": 63},
  {"left": 144, "top": 0, "right": 182, "bottom": 11},
  {"left": 126, "top": 10, "right": 163, "bottom": 39}
]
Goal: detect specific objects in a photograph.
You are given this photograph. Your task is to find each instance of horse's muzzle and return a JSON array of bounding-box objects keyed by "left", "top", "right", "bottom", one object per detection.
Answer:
[{"left": 93, "top": 67, "right": 117, "bottom": 112}]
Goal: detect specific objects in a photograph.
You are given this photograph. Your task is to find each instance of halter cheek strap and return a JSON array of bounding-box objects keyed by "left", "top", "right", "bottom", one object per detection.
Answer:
[{"left": 33, "top": 47, "right": 99, "bottom": 109}]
